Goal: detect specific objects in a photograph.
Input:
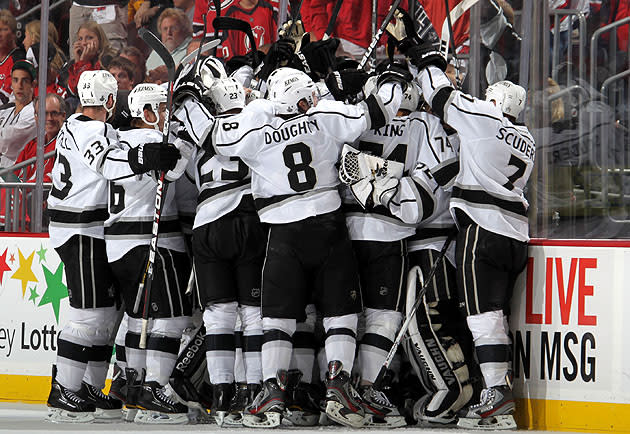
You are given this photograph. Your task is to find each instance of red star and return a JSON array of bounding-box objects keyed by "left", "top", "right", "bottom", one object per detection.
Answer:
[
  {"left": 0, "top": 248, "right": 12, "bottom": 284},
  {"left": 9, "top": 253, "right": 15, "bottom": 264}
]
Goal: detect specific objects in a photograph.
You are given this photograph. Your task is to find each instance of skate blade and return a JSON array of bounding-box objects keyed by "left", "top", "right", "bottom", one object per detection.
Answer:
[
  {"left": 45, "top": 408, "right": 95, "bottom": 424},
  {"left": 222, "top": 412, "right": 244, "bottom": 427},
  {"left": 283, "top": 409, "right": 320, "bottom": 426},
  {"left": 93, "top": 408, "right": 122, "bottom": 423},
  {"left": 364, "top": 413, "right": 407, "bottom": 428},
  {"left": 134, "top": 409, "right": 189, "bottom": 425},
  {"left": 325, "top": 401, "right": 365, "bottom": 428},
  {"left": 122, "top": 407, "right": 138, "bottom": 422},
  {"left": 457, "top": 414, "right": 517, "bottom": 430},
  {"left": 214, "top": 410, "right": 227, "bottom": 427},
  {"left": 242, "top": 411, "right": 282, "bottom": 428}
]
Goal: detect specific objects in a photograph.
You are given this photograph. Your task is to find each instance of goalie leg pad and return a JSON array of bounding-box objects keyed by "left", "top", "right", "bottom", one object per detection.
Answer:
[
  {"left": 404, "top": 267, "right": 472, "bottom": 421},
  {"left": 169, "top": 324, "right": 211, "bottom": 408}
]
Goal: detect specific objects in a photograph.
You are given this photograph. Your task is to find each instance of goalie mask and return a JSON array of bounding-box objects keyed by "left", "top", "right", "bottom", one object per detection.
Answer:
[
  {"left": 208, "top": 77, "right": 245, "bottom": 114},
  {"left": 485, "top": 80, "right": 526, "bottom": 119},
  {"left": 78, "top": 70, "right": 118, "bottom": 118},
  {"left": 266, "top": 67, "right": 319, "bottom": 114},
  {"left": 128, "top": 83, "right": 167, "bottom": 129}
]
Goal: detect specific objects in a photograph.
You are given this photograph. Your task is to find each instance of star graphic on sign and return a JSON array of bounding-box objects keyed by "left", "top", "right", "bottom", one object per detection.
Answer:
[
  {"left": 11, "top": 249, "right": 38, "bottom": 298},
  {"left": 0, "top": 248, "right": 12, "bottom": 285},
  {"left": 38, "top": 263, "right": 68, "bottom": 323},
  {"left": 9, "top": 253, "right": 15, "bottom": 264},
  {"left": 36, "top": 244, "right": 47, "bottom": 264},
  {"left": 28, "top": 286, "right": 39, "bottom": 305}
]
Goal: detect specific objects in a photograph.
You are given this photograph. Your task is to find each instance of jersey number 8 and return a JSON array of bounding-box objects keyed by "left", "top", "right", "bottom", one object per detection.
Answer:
[{"left": 283, "top": 143, "right": 317, "bottom": 192}]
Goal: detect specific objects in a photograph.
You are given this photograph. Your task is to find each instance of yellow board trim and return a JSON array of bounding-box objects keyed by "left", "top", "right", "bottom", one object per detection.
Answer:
[
  {"left": 0, "top": 374, "right": 111, "bottom": 404},
  {"left": 1, "top": 374, "right": 629, "bottom": 432}
]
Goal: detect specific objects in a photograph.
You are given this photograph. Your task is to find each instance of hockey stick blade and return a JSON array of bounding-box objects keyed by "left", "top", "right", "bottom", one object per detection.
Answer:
[
  {"left": 180, "top": 39, "right": 221, "bottom": 65},
  {"left": 213, "top": 16, "right": 261, "bottom": 65},
  {"left": 358, "top": 0, "right": 403, "bottom": 70},
  {"left": 139, "top": 28, "right": 176, "bottom": 83},
  {"left": 323, "top": 0, "right": 344, "bottom": 40},
  {"left": 372, "top": 231, "right": 457, "bottom": 390}
]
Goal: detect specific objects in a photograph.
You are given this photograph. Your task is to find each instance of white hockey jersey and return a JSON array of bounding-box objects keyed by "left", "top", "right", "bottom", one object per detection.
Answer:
[
  {"left": 104, "top": 128, "right": 186, "bottom": 262},
  {"left": 417, "top": 66, "right": 535, "bottom": 242},
  {"left": 48, "top": 114, "right": 137, "bottom": 248},
  {"left": 178, "top": 83, "right": 402, "bottom": 224}
]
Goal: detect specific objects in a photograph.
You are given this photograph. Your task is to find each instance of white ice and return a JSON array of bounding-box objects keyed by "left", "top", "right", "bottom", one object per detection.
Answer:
[{"left": 0, "top": 403, "right": 584, "bottom": 434}]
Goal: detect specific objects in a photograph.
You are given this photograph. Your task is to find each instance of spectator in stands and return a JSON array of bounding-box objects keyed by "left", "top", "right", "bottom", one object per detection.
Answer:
[
  {"left": 23, "top": 20, "right": 62, "bottom": 52},
  {"left": 192, "top": 0, "right": 278, "bottom": 60},
  {"left": 0, "top": 60, "right": 36, "bottom": 167},
  {"left": 65, "top": 21, "right": 118, "bottom": 96},
  {"left": 26, "top": 42, "right": 68, "bottom": 99},
  {"left": 0, "top": 10, "right": 25, "bottom": 104},
  {"left": 119, "top": 46, "right": 147, "bottom": 85},
  {"left": 69, "top": 0, "right": 129, "bottom": 52},
  {"left": 174, "top": 0, "right": 195, "bottom": 22},
  {"left": 14, "top": 93, "right": 66, "bottom": 183},
  {"left": 108, "top": 56, "right": 136, "bottom": 90},
  {"left": 146, "top": 8, "right": 192, "bottom": 83}
]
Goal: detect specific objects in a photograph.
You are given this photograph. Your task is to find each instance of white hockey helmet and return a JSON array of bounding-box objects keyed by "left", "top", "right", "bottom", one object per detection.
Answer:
[
  {"left": 208, "top": 77, "right": 245, "bottom": 114},
  {"left": 198, "top": 56, "right": 228, "bottom": 89},
  {"left": 485, "top": 80, "right": 526, "bottom": 118},
  {"left": 400, "top": 82, "right": 421, "bottom": 112},
  {"left": 78, "top": 70, "right": 118, "bottom": 116},
  {"left": 128, "top": 83, "right": 167, "bottom": 127},
  {"left": 266, "top": 67, "right": 318, "bottom": 114}
]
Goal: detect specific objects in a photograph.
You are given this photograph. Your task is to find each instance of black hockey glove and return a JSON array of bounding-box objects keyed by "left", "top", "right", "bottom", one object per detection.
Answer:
[
  {"left": 225, "top": 49, "right": 265, "bottom": 74},
  {"left": 129, "top": 143, "right": 181, "bottom": 174},
  {"left": 325, "top": 68, "right": 369, "bottom": 102},
  {"left": 172, "top": 62, "right": 205, "bottom": 108},
  {"left": 403, "top": 40, "right": 447, "bottom": 72},
  {"left": 299, "top": 34, "right": 339, "bottom": 79},
  {"left": 257, "top": 38, "right": 296, "bottom": 80},
  {"left": 377, "top": 62, "right": 413, "bottom": 92}
]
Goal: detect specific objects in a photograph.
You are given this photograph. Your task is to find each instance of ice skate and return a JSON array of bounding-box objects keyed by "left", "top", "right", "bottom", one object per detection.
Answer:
[
  {"left": 324, "top": 361, "right": 365, "bottom": 428},
  {"left": 456, "top": 385, "right": 517, "bottom": 430},
  {"left": 242, "top": 371, "right": 287, "bottom": 428},
  {"left": 78, "top": 381, "right": 123, "bottom": 422},
  {"left": 45, "top": 365, "right": 95, "bottom": 423},
  {"left": 413, "top": 394, "right": 458, "bottom": 427},
  {"left": 284, "top": 379, "right": 321, "bottom": 427},
  {"left": 123, "top": 368, "right": 143, "bottom": 422},
  {"left": 134, "top": 380, "right": 189, "bottom": 424},
  {"left": 360, "top": 384, "right": 406, "bottom": 428},
  {"left": 108, "top": 363, "right": 127, "bottom": 403},
  {"left": 211, "top": 383, "right": 234, "bottom": 426}
]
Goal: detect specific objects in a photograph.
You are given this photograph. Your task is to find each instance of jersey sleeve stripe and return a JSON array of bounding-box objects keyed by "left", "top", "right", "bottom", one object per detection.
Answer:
[
  {"left": 412, "top": 178, "right": 435, "bottom": 220},
  {"left": 362, "top": 94, "right": 386, "bottom": 130},
  {"left": 452, "top": 186, "right": 528, "bottom": 217},
  {"left": 47, "top": 207, "right": 109, "bottom": 224},
  {"left": 104, "top": 218, "right": 181, "bottom": 236},
  {"left": 431, "top": 158, "right": 459, "bottom": 187}
]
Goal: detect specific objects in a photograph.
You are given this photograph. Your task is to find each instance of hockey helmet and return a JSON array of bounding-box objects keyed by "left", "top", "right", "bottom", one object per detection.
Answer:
[
  {"left": 208, "top": 77, "right": 245, "bottom": 114},
  {"left": 266, "top": 67, "right": 318, "bottom": 114},
  {"left": 400, "top": 82, "right": 421, "bottom": 112},
  {"left": 198, "top": 56, "right": 228, "bottom": 89},
  {"left": 78, "top": 70, "right": 118, "bottom": 117},
  {"left": 485, "top": 80, "right": 526, "bottom": 119},
  {"left": 128, "top": 83, "right": 167, "bottom": 128}
]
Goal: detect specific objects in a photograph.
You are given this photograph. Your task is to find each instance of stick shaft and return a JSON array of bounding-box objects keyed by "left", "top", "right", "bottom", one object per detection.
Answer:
[{"left": 358, "top": 0, "right": 403, "bottom": 70}]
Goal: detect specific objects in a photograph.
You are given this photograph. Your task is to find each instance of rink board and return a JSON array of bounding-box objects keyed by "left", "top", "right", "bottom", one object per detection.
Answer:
[{"left": 1, "top": 234, "right": 630, "bottom": 432}]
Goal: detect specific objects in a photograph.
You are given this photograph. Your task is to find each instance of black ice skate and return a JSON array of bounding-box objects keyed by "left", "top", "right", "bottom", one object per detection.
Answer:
[
  {"left": 123, "top": 368, "right": 142, "bottom": 422},
  {"left": 78, "top": 381, "right": 123, "bottom": 422},
  {"left": 456, "top": 385, "right": 516, "bottom": 430},
  {"left": 211, "top": 383, "right": 235, "bottom": 426},
  {"left": 284, "top": 370, "right": 321, "bottom": 427},
  {"left": 134, "top": 380, "right": 189, "bottom": 425},
  {"left": 45, "top": 365, "right": 95, "bottom": 423},
  {"left": 242, "top": 370, "right": 287, "bottom": 428},
  {"left": 108, "top": 363, "right": 127, "bottom": 403},
  {"left": 324, "top": 361, "right": 365, "bottom": 428},
  {"left": 360, "top": 385, "right": 406, "bottom": 428}
]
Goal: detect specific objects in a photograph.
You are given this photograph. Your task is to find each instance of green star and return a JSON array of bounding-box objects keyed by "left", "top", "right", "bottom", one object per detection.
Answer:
[
  {"left": 38, "top": 263, "right": 68, "bottom": 323},
  {"left": 28, "top": 286, "right": 39, "bottom": 305},
  {"left": 36, "top": 244, "right": 47, "bottom": 264}
]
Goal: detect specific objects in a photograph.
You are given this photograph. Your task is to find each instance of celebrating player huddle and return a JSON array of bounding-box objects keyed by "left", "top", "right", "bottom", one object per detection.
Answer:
[{"left": 44, "top": 7, "right": 534, "bottom": 431}]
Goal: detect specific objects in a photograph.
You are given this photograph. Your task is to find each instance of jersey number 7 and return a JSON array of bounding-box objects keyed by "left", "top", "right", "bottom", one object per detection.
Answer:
[{"left": 503, "top": 154, "right": 527, "bottom": 191}]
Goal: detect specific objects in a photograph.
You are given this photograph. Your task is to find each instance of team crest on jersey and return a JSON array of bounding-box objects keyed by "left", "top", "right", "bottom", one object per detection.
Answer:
[
  {"left": 244, "top": 26, "right": 266, "bottom": 51},
  {"left": 209, "top": 0, "right": 235, "bottom": 11},
  {"left": 251, "top": 288, "right": 260, "bottom": 298}
]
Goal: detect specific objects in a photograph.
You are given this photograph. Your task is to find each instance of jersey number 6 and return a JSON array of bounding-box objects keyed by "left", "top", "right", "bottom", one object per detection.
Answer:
[{"left": 283, "top": 142, "right": 317, "bottom": 192}]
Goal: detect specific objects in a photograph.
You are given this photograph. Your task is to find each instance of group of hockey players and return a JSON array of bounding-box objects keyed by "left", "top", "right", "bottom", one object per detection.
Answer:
[{"left": 44, "top": 6, "right": 534, "bottom": 431}]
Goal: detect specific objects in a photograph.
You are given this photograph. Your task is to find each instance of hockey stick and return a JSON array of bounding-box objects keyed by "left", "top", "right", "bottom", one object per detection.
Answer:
[
  {"left": 180, "top": 39, "right": 221, "bottom": 65},
  {"left": 438, "top": 0, "right": 481, "bottom": 59},
  {"left": 358, "top": 0, "right": 403, "bottom": 70},
  {"left": 372, "top": 230, "right": 457, "bottom": 390},
  {"left": 135, "top": 28, "right": 177, "bottom": 349},
  {"left": 322, "top": 0, "right": 344, "bottom": 40},
  {"left": 285, "top": 0, "right": 305, "bottom": 36},
  {"left": 213, "top": 16, "right": 262, "bottom": 68}
]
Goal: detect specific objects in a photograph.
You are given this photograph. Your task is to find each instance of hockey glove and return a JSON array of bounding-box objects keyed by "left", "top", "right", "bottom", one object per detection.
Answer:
[
  {"left": 372, "top": 176, "right": 400, "bottom": 208},
  {"left": 349, "top": 178, "right": 374, "bottom": 210},
  {"left": 129, "top": 142, "right": 181, "bottom": 174},
  {"left": 173, "top": 62, "right": 205, "bottom": 108},
  {"left": 278, "top": 19, "right": 306, "bottom": 50},
  {"left": 404, "top": 40, "right": 447, "bottom": 72},
  {"left": 377, "top": 62, "right": 413, "bottom": 92},
  {"left": 299, "top": 34, "right": 339, "bottom": 79},
  {"left": 325, "top": 68, "right": 369, "bottom": 102},
  {"left": 165, "top": 138, "right": 196, "bottom": 182},
  {"left": 258, "top": 38, "right": 297, "bottom": 80}
]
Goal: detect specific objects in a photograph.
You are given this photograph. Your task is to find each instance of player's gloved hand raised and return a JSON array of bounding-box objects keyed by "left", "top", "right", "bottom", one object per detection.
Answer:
[
  {"left": 129, "top": 142, "right": 181, "bottom": 174},
  {"left": 172, "top": 62, "right": 205, "bottom": 108},
  {"left": 325, "top": 68, "right": 369, "bottom": 102},
  {"left": 377, "top": 62, "right": 413, "bottom": 91},
  {"left": 403, "top": 40, "right": 447, "bottom": 72},
  {"left": 299, "top": 34, "right": 339, "bottom": 79},
  {"left": 258, "top": 38, "right": 296, "bottom": 80}
]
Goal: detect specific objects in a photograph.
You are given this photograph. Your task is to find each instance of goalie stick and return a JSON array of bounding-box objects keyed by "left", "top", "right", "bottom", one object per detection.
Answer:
[
  {"left": 372, "top": 230, "right": 457, "bottom": 390},
  {"left": 358, "top": 0, "right": 403, "bottom": 70},
  {"left": 134, "top": 28, "right": 178, "bottom": 349}
]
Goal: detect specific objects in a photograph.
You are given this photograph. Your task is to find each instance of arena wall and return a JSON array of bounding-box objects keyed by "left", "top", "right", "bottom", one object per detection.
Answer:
[{"left": 0, "top": 234, "right": 628, "bottom": 432}]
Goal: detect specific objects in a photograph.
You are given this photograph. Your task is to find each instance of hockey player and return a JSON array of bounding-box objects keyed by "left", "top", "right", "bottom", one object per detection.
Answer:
[
  {"left": 400, "top": 38, "right": 533, "bottom": 430},
  {"left": 173, "top": 65, "right": 408, "bottom": 428},
  {"left": 46, "top": 70, "right": 180, "bottom": 423},
  {"left": 184, "top": 76, "right": 266, "bottom": 426},
  {"left": 105, "top": 82, "right": 193, "bottom": 424}
]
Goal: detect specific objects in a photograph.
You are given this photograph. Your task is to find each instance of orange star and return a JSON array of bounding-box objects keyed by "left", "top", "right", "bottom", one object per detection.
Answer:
[
  {"left": 11, "top": 249, "right": 38, "bottom": 298},
  {"left": 0, "top": 248, "right": 12, "bottom": 285}
]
